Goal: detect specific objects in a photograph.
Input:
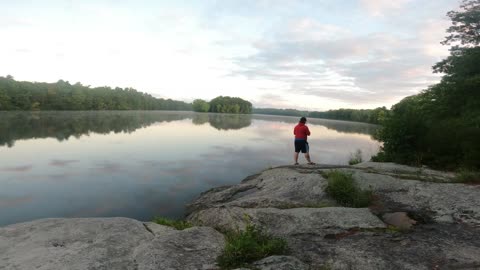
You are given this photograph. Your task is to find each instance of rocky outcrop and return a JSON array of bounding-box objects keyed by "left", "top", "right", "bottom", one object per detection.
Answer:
[
  {"left": 251, "top": 255, "right": 309, "bottom": 270},
  {"left": 0, "top": 217, "right": 225, "bottom": 270},
  {"left": 188, "top": 207, "right": 385, "bottom": 237},
  {"left": 186, "top": 167, "right": 340, "bottom": 215},
  {"left": 187, "top": 162, "right": 480, "bottom": 270},
  {"left": 1, "top": 162, "right": 479, "bottom": 270}
]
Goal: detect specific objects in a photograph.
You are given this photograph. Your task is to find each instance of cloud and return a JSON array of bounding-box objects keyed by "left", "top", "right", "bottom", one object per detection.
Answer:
[
  {"left": 360, "top": 0, "right": 412, "bottom": 17},
  {"left": 231, "top": 17, "right": 448, "bottom": 107},
  {"left": 0, "top": 0, "right": 457, "bottom": 110},
  {"left": 253, "top": 94, "right": 291, "bottom": 108}
]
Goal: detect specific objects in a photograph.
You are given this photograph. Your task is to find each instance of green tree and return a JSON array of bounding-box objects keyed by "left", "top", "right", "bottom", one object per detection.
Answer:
[
  {"left": 374, "top": 0, "right": 480, "bottom": 169},
  {"left": 442, "top": 0, "right": 480, "bottom": 47},
  {"left": 192, "top": 99, "right": 210, "bottom": 112},
  {"left": 209, "top": 96, "right": 252, "bottom": 114}
]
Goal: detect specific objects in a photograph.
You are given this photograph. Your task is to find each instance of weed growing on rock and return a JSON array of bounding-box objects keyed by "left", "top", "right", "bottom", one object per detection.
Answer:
[
  {"left": 152, "top": 217, "right": 192, "bottom": 230},
  {"left": 455, "top": 169, "right": 480, "bottom": 183},
  {"left": 325, "top": 170, "right": 373, "bottom": 207},
  {"left": 217, "top": 223, "right": 288, "bottom": 269},
  {"left": 348, "top": 149, "right": 363, "bottom": 165}
]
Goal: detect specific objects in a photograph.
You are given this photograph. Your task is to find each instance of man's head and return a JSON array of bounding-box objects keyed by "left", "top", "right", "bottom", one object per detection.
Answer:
[{"left": 300, "top": 117, "right": 307, "bottom": 123}]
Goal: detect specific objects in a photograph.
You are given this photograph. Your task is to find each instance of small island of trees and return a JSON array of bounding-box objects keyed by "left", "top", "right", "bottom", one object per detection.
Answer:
[{"left": 192, "top": 96, "right": 252, "bottom": 114}]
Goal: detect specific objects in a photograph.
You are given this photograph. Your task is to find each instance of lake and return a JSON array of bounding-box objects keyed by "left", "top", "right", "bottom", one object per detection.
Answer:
[{"left": 0, "top": 111, "right": 380, "bottom": 226}]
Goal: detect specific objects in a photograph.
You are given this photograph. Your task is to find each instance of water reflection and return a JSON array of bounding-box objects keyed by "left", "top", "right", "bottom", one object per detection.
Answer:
[
  {"left": 192, "top": 113, "right": 252, "bottom": 130},
  {"left": 251, "top": 114, "right": 378, "bottom": 135},
  {"left": 0, "top": 111, "right": 191, "bottom": 147},
  {"left": 0, "top": 111, "right": 377, "bottom": 147},
  {"left": 0, "top": 111, "right": 380, "bottom": 226}
]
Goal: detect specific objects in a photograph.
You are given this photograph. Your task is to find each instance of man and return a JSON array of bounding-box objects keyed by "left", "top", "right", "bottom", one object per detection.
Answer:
[{"left": 293, "top": 116, "right": 315, "bottom": 165}]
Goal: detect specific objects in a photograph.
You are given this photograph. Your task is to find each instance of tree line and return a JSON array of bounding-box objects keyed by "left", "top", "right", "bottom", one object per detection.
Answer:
[
  {"left": 373, "top": 0, "right": 480, "bottom": 170},
  {"left": 0, "top": 76, "right": 192, "bottom": 111},
  {"left": 253, "top": 107, "right": 388, "bottom": 125},
  {"left": 0, "top": 75, "right": 385, "bottom": 123}
]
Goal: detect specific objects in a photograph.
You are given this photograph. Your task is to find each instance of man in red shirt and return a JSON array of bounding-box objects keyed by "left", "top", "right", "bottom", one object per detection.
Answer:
[{"left": 294, "top": 117, "right": 315, "bottom": 165}]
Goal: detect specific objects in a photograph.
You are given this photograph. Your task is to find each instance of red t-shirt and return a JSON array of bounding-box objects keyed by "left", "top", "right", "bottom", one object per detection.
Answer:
[{"left": 294, "top": 122, "right": 310, "bottom": 140}]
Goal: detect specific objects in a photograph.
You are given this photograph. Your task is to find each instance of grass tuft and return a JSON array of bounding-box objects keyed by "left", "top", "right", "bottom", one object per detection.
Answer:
[
  {"left": 152, "top": 216, "right": 192, "bottom": 230},
  {"left": 217, "top": 223, "right": 288, "bottom": 269},
  {"left": 348, "top": 149, "right": 363, "bottom": 165},
  {"left": 324, "top": 170, "right": 373, "bottom": 208},
  {"left": 455, "top": 168, "right": 480, "bottom": 183}
]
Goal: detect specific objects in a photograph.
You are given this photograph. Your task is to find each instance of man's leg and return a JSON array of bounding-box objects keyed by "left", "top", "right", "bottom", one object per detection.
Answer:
[
  {"left": 304, "top": 153, "right": 312, "bottom": 163},
  {"left": 294, "top": 152, "right": 299, "bottom": 164}
]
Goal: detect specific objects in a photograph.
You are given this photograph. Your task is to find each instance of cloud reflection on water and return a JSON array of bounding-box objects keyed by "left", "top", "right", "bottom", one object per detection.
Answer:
[
  {"left": 1, "top": 165, "right": 33, "bottom": 172},
  {"left": 49, "top": 159, "right": 80, "bottom": 167},
  {"left": 0, "top": 195, "right": 33, "bottom": 209}
]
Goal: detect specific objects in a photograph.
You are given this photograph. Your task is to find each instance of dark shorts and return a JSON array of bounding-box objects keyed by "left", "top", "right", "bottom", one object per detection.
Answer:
[{"left": 294, "top": 139, "right": 309, "bottom": 153}]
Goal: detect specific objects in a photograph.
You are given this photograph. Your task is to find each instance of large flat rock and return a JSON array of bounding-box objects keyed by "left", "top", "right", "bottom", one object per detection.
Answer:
[
  {"left": 188, "top": 207, "right": 386, "bottom": 237},
  {"left": 342, "top": 168, "right": 480, "bottom": 225},
  {"left": 186, "top": 162, "right": 480, "bottom": 269},
  {"left": 186, "top": 167, "right": 335, "bottom": 215},
  {"left": 288, "top": 223, "right": 480, "bottom": 270},
  {"left": 189, "top": 163, "right": 480, "bottom": 226},
  {"left": 0, "top": 217, "right": 225, "bottom": 270},
  {"left": 353, "top": 161, "right": 456, "bottom": 182}
]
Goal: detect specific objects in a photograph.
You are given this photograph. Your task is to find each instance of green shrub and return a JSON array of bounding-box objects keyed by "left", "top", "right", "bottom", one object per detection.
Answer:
[
  {"left": 152, "top": 217, "right": 192, "bottom": 230},
  {"left": 217, "top": 223, "right": 288, "bottom": 269},
  {"left": 370, "top": 150, "right": 389, "bottom": 162},
  {"left": 324, "top": 170, "right": 373, "bottom": 207},
  {"left": 455, "top": 169, "right": 480, "bottom": 183},
  {"left": 348, "top": 149, "right": 363, "bottom": 165}
]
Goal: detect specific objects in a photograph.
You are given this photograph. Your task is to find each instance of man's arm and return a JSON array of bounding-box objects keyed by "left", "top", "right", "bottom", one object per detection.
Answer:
[{"left": 306, "top": 126, "right": 311, "bottom": 136}]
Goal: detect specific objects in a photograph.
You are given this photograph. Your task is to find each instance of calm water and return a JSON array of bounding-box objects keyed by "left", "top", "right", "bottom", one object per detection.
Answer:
[{"left": 0, "top": 111, "right": 380, "bottom": 226}]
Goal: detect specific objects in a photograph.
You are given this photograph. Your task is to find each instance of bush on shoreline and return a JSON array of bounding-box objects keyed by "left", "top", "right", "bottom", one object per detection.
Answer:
[{"left": 348, "top": 149, "right": 363, "bottom": 165}]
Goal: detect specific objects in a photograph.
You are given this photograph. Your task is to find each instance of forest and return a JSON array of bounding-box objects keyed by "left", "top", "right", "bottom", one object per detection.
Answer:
[
  {"left": 373, "top": 0, "right": 480, "bottom": 170},
  {"left": 0, "top": 76, "right": 191, "bottom": 111}
]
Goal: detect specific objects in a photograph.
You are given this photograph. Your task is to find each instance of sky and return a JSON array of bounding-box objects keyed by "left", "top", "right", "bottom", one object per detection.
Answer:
[{"left": 0, "top": 0, "right": 460, "bottom": 110}]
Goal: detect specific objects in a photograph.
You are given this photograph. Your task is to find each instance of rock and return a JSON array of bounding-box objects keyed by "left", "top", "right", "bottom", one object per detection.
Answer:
[
  {"left": 345, "top": 168, "right": 480, "bottom": 225},
  {"left": 190, "top": 164, "right": 480, "bottom": 226},
  {"left": 187, "top": 162, "right": 480, "bottom": 270},
  {"left": 143, "top": 221, "right": 175, "bottom": 235},
  {"left": 382, "top": 212, "right": 416, "bottom": 230},
  {"left": 186, "top": 168, "right": 336, "bottom": 214},
  {"left": 134, "top": 226, "right": 225, "bottom": 270},
  {"left": 352, "top": 162, "right": 456, "bottom": 182},
  {"left": 252, "top": 255, "right": 308, "bottom": 270},
  {"left": 0, "top": 217, "right": 225, "bottom": 270},
  {"left": 288, "top": 223, "right": 480, "bottom": 270},
  {"left": 188, "top": 207, "right": 386, "bottom": 237}
]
